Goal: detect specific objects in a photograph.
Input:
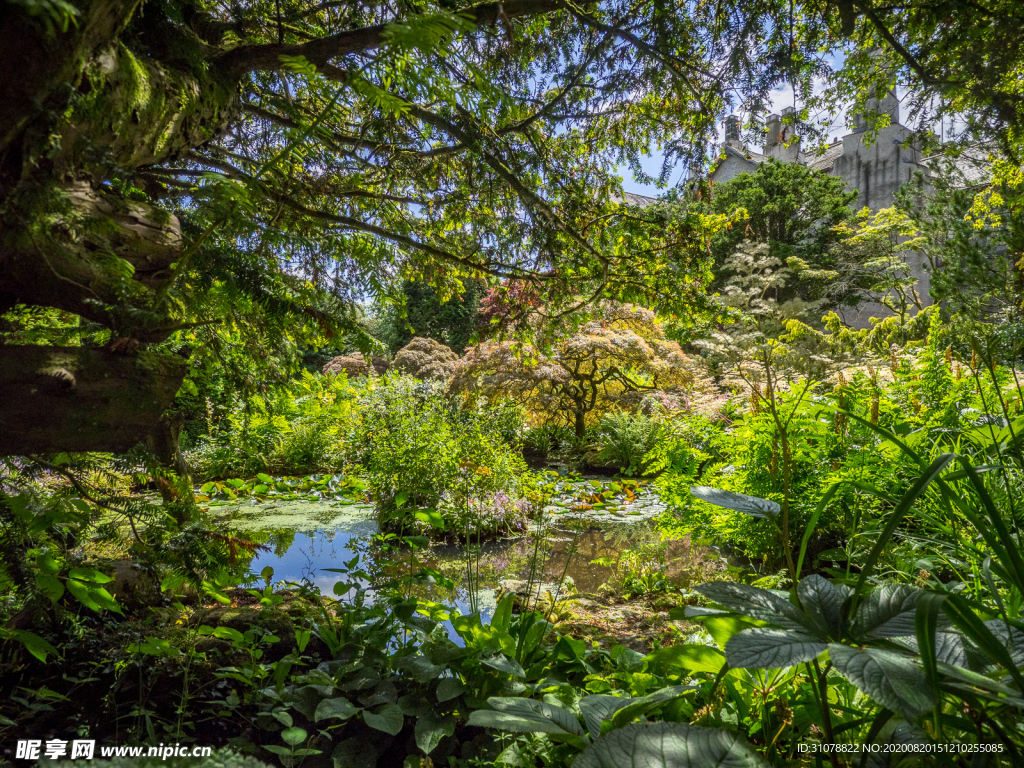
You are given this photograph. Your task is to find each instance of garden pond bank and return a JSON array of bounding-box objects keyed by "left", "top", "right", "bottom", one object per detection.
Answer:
[{"left": 218, "top": 474, "right": 728, "bottom": 650}]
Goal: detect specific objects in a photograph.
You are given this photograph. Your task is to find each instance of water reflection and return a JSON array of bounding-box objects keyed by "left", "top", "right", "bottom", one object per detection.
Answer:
[{"left": 239, "top": 501, "right": 672, "bottom": 624}]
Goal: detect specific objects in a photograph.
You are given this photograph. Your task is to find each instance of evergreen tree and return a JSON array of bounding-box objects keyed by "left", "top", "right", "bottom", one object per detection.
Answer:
[
  {"left": 389, "top": 279, "right": 485, "bottom": 355},
  {"left": 704, "top": 160, "right": 858, "bottom": 307}
]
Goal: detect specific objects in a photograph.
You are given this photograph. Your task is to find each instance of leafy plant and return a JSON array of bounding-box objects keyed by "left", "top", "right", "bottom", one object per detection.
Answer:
[
  {"left": 468, "top": 688, "right": 767, "bottom": 767},
  {"left": 594, "top": 411, "right": 664, "bottom": 475},
  {"left": 353, "top": 374, "right": 537, "bottom": 538}
]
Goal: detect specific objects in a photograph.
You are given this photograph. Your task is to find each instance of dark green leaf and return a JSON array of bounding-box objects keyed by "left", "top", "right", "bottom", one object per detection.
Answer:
[
  {"left": 281, "top": 726, "right": 307, "bottom": 746},
  {"left": 850, "top": 584, "right": 927, "bottom": 641},
  {"left": 415, "top": 711, "right": 455, "bottom": 755},
  {"left": 725, "top": 629, "right": 827, "bottom": 669},
  {"left": 694, "top": 581, "right": 814, "bottom": 633},
  {"left": 828, "top": 644, "right": 933, "bottom": 720},
  {"left": 315, "top": 697, "right": 359, "bottom": 722},
  {"left": 363, "top": 703, "right": 404, "bottom": 735},
  {"left": 435, "top": 677, "right": 465, "bottom": 703},
  {"left": 796, "top": 575, "right": 851, "bottom": 638},
  {"left": 573, "top": 722, "right": 767, "bottom": 768}
]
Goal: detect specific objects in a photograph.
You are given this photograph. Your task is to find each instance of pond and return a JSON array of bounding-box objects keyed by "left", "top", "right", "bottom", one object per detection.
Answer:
[{"left": 218, "top": 475, "right": 712, "bottom": 624}]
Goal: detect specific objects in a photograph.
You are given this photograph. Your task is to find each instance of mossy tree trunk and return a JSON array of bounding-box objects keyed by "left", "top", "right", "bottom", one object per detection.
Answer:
[{"left": 0, "top": 345, "right": 187, "bottom": 455}]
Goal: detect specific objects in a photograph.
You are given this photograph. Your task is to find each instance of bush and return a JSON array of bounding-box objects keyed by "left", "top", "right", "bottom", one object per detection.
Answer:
[
  {"left": 391, "top": 336, "right": 459, "bottom": 380},
  {"left": 351, "top": 375, "right": 536, "bottom": 537},
  {"left": 523, "top": 423, "right": 574, "bottom": 457},
  {"left": 594, "top": 411, "right": 664, "bottom": 475},
  {"left": 188, "top": 371, "right": 358, "bottom": 478}
]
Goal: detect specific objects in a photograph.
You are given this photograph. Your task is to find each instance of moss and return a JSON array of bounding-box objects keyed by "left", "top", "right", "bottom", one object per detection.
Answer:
[{"left": 67, "top": 42, "right": 236, "bottom": 171}]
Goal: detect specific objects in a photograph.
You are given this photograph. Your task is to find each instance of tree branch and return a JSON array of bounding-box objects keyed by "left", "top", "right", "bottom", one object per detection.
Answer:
[{"left": 217, "top": 0, "right": 566, "bottom": 77}]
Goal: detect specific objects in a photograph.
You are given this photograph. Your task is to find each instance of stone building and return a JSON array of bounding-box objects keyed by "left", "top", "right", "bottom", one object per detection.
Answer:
[{"left": 710, "top": 93, "right": 932, "bottom": 327}]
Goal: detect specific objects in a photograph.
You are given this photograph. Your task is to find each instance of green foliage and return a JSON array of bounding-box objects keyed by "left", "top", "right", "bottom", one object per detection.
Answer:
[
  {"left": 523, "top": 423, "right": 574, "bottom": 457},
  {"left": 352, "top": 374, "right": 536, "bottom": 537},
  {"left": 196, "top": 474, "right": 367, "bottom": 505},
  {"left": 702, "top": 159, "right": 857, "bottom": 306},
  {"left": 598, "top": 541, "right": 674, "bottom": 599},
  {"left": 655, "top": 329, "right": 1017, "bottom": 566},
  {"left": 383, "top": 278, "right": 486, "bottom": 354},
  {"left": 830, "top": 206, "right": 928, "bottom": 325},
  {"left": 594, "top": 412, "right": 664, "bottom": 475},
  {"left": 188, "top": 370, "right": 359, "bottom": 478},
  {"left": 899, "top": 161, "right": 1024, "bottom": 341}
]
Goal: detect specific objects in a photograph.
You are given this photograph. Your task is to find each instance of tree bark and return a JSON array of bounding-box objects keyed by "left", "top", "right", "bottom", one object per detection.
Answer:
[
  {"left": 0, "top": 0, "right": 143, "bottom": 155},
  {"left": 0, "top": 345, "right": 188, "bottom": 455},
  {"left": 0, "top": 182, "right": 185, "bottom": 339},
  {"left": 146, "top": 410, "right": 191, "bottom": 480}
]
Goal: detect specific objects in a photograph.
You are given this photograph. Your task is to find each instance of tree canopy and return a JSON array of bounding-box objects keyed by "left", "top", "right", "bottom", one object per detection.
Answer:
[
  {"left": 3, "top": 0, "right": 1024, "bottom": 451},
  {"left": 703, "top": 160, "right": 857, "bottom": 305},
  {"left": 451, "top": 303, "right": 691, "bottom": 436}
]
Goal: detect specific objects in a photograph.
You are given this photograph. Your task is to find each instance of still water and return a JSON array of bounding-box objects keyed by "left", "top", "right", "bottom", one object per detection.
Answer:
[{"left": 227, "top": 477, "right": 675, "bottom": 622}]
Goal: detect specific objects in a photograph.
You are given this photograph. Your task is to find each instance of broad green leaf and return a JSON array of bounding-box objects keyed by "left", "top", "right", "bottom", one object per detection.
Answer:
[
  {"left": 944, "top": 597, "right": 1024, "bottom": 692},
  {"left": 200, "top": 625, "right": 245, "bottom": 643},
  {"left": 933, "top": 632, "right": 967, "bottom": 667},
  {"left": 609, "top": 686, "right": 694, "bottom": 730},
  {"left": 690, "top": 486, "right": 779, "bottom": 518},
  {"left": 725, "top": 629, "right": 826, "bottom": 669},
  {"left": 553, "top": 635, "right": 585, "bottom": 661},
  {"left": 645, "top": 644, "right": 725, "bottom": 674},
  {"left": 849, "top": 584, "right": 926, "bottom": 641},
  {"left": 694, "top": 582, "right": 814, "bottom": 633},
  {"left": 435, "top": 677, "right": 465, "bottom": 702},
  {"left": 983, "top": 619, "right": 1024, "bottom": 667},
  {"left": 65, "top": 578, "right": 101, "bottom": 612},
  {"left": 468, "top": 697, "right": 586, "bottom": 746},
  {"left": 68, "top": 567, "right": 113, "bottom": 584},
  {"left": 573, "top": 722, "right": 767, "bottom": 768},
  {"left": 363, "top": 703, "right": 404, "bottom": 735},
  {"left": 796, "top": 575, "right": 851, "bottom": 638},
  {"left": 481, "top": 653, "right": 525, "bottom": 678},
  {"left": 397, "top": 654, "right": 447, "bottom": 683},
  {"left": 700, "top": 615, "right": 757, "bottom": 649},
  {"left": 414, "top": 509, "right": 445, "bottom": 528},
  {"left": 415, "top": 711, "right": 455, "bottom": 755},
  {"left": 281, "top": 726, "right": 307, "bottom": 746},
  {"left": 490, "top": 594, "right": 514, "bottom": 635},
  {"left": 36, "top": 552, "right": 60, "bottom": 575},
  {"left": 11, "top": 630, "right": 58, "bottom": 663},
  {"left": 87, "top": 586, "right": 122, "bottom": 614},
  {"left": 273, "top": 710, "right": 293, "bottom": 727},
  {"left": 579, "top": 695, "right": 634, "bottom": 739},
  {"left": 828, "top": 644, "right": 934, "bottom": 720},
  {"left": 315, "top": 697, "right": 359, "bottom": 722},
  {"left": 36, "top": 572, "right": 64, "bottom": 601}
]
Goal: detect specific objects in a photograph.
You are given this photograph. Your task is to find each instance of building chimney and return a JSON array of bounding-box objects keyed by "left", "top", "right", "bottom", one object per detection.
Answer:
[
  {"left": 764, "top": 113, "right": 781, "bottom": 154},
  {"left": 725, "top": 115, "right": 741, "bottom": 146},
  {"left": 853, "top": 87, "right": 901, "bottom": 131}
]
